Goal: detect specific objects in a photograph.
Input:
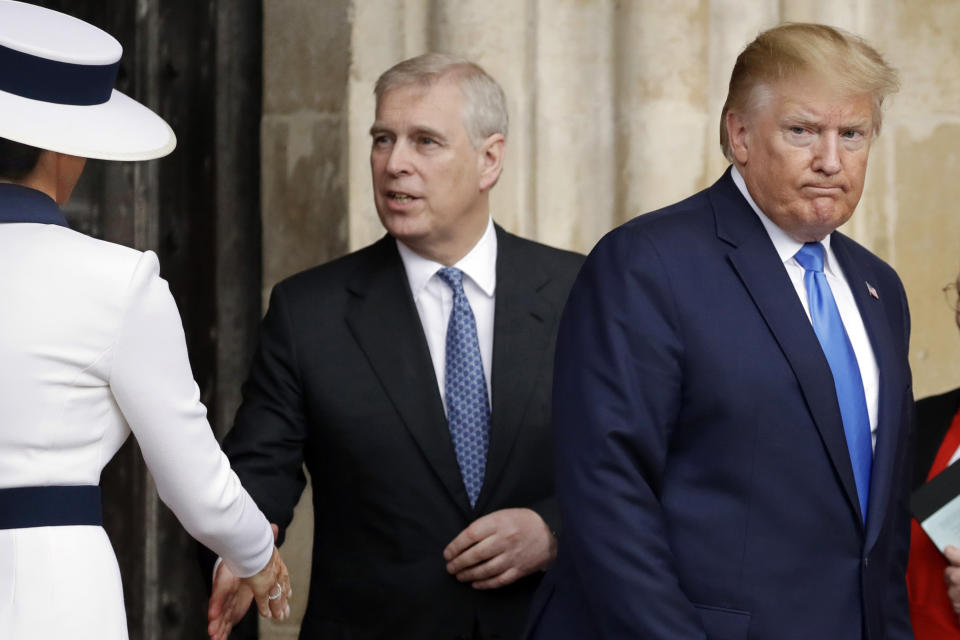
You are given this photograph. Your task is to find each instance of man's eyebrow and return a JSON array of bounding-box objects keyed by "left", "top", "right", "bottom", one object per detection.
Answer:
[
  {"left": 368, "top": 124, "right": 448, "bottom": 141},
  {"left": 784, "top": 112, "right": 871, "bottom": 130},
  {"left": 841, "top": 118, "right": 872, "bottom": 130},
  {"left": 782, "top": 111, "right": 821, "bottom": 127},
  {"left": 369, "top": 122, "right": 391, "bottom": 136},
  {"left": 410, "top": 125, "right": 445, "bottom": 140}
]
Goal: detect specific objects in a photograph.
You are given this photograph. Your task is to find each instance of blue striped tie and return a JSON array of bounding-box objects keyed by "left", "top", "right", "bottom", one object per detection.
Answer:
[
  {"left": 436, "top": 267, "right": 490, "bottom": 507},
  {"left": 795, "top": 242, "right": 872, "bottom": 521}
]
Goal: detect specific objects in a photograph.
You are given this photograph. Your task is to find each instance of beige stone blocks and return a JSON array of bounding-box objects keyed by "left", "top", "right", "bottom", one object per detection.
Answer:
[
  {"left": 891, "top": 123, "right": 960, "bottom": 397},
  {"left": 261, "top": 115, "right": 347, "bottom": 305},
  {"left": 263, "top": 0, "right": 350, "bottom": 115}
]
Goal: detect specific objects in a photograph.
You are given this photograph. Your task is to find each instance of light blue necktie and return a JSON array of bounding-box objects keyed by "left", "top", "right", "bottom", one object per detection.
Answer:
[
  {"left": 794, "top": 242, "right": 872, "bottom": 521},
  {"left": 436, "top": 267, "right": 490, "bottom": 507}
]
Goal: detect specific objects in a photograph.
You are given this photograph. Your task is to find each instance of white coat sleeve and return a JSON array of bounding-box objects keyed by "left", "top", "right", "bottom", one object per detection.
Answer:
[{"left": 108, "top": 250, "right": 273, "bottom": 578}]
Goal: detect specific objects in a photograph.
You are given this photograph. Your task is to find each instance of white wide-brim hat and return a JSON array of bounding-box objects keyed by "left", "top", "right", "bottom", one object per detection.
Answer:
[{"left": 0, "top": 0, "right": 176, "bottom": 161}]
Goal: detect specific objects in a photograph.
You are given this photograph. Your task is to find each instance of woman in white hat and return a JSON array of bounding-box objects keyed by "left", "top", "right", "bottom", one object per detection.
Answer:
[{"left": 0, "top": 2, "right": 290, "bottom": 638}]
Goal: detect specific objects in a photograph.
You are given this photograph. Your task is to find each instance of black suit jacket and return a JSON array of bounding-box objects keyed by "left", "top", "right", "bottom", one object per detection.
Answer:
[
  {"left": 223, "top": 225, "right": 582, "bottom": 639},
  {"left": 914, "top": 388, "right": 960, "bottom": 490}
]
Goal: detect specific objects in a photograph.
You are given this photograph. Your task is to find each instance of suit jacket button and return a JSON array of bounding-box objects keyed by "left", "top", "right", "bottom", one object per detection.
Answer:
[{"left": 863, "top": 556, "right": 869, "bottom": 568}]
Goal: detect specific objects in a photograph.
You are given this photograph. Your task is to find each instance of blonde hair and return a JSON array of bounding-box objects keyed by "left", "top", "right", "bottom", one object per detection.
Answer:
[
  {"left": 374, "top": 53, "right": 508, "bottom": 148},
  {"left": 719, "top": 23, "right": 899, "bottom": 161}
]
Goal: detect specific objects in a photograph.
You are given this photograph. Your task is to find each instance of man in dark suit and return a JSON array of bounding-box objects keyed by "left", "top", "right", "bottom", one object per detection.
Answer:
[
  {"left": 526, "top": 23, "right": 913, "bottom": 640},
  {"left": 207, "top": 53, "right": 582, "bottom": 640}
]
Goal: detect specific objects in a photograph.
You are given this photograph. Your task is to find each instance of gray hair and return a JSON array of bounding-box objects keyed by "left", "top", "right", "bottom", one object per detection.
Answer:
[{"left": 374, "top": 53, "right": 508, "bottom": 148}]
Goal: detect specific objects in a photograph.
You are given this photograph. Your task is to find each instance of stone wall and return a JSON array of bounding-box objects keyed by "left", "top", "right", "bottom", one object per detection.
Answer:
[{"left": 260, "top": 1, "right": 960, "bottom": 636}]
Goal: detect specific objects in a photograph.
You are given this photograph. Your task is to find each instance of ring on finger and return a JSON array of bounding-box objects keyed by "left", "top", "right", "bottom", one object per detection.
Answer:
[{"left": 267, "top": 582, "right": 283, "bottom": 601}]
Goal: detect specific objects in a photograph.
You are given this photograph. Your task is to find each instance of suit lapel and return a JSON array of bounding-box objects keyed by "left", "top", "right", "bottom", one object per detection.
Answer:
[
  {"left": 344, "top": 237, "right": 473, "bottom": 516},
  {"left": 831, "top": 235, "right": 905, "bottom": 550},
  {"left": 710, "top": 173, "right": 863, "bottom": 526},
  {"left": 475, "top": 228, "right": 555, "bottom": 511}
]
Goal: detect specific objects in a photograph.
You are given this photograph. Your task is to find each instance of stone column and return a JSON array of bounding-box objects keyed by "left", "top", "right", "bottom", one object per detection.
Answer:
[
  {"left": 532, "top": 0, "right": 618, "bottom": 252},
  {"left": 614, "top": 0, "right": 712, "bottom": 226}
]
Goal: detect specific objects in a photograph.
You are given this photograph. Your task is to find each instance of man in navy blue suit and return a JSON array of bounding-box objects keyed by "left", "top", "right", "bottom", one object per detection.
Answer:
[{"left": 526, "top": 23, "right": 913, "bottom": 640}]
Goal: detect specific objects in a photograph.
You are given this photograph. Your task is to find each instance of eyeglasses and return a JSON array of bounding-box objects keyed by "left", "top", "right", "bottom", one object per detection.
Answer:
[{"left": 943, "top": 282, "right": 960, "bottom": 312}]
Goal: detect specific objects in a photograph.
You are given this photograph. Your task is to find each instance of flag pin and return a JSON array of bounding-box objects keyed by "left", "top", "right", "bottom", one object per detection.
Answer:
[{"left": 866, "top": 282, "right": 879, "bottom": 300}]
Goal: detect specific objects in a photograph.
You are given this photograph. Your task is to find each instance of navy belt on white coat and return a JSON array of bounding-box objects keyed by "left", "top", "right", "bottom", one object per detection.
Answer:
[{"left": 0, "top": 485, "right": 102, "bottom": 529}]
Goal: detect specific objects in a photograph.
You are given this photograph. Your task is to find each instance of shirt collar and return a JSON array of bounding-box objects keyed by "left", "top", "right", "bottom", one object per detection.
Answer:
[
  {"left": 730, "top": 165, "right": 837, "bottom": 274},
  {"left": 396, "top": 216, "right": 497, "bottom": 298},
  {"left": 0, "top": 183, "right": 68, "bottom": 227}
]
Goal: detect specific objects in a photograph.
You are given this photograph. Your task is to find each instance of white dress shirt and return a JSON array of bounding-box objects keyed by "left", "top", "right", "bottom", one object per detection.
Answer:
[
  {"left": 731, "top": 166, "right": 880, "bottom": 449},
  {"left": 396, "top": 217, "right": 497, "bottom": 415}
]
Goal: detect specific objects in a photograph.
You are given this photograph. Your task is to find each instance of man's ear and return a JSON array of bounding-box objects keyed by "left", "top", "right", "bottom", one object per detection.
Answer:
[
  {"left": 726, "top": 111, "right": 751, "bottom": 166},
  {"left": 477, "top": 133, "right": 505, "bottom": 192}
]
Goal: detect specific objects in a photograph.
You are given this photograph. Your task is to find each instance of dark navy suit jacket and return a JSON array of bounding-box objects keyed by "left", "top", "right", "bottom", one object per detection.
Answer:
[{"left": 526, "top": 169, "right": 914, "bottom": 640}]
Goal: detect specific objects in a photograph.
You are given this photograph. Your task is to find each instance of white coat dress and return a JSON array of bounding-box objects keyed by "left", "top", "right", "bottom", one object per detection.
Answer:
[{"left": 0, "top": 185, "right": 273, "bottom": 639}]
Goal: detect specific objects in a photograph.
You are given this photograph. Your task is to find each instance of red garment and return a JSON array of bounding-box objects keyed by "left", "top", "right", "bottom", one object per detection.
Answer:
[{"left": 908, "top": 407, "right": 960, "bottom": 639}]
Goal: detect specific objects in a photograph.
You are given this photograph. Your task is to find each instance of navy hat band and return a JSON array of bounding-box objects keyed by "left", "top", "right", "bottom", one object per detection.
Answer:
[{"left": 0, "top": 42, "right": 119, "bottom": 106}]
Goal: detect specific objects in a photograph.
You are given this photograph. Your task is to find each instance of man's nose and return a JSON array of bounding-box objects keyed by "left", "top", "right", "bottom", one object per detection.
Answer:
[
  {"left": 385, "top": 140, "right": 413, "bottom": 175},
  {"left": 812, "top": 133, "right": 841, "bottom": 175}
]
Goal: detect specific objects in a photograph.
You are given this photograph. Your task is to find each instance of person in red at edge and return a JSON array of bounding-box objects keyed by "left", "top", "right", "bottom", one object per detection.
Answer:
[{"left": 909, "top": 269, "right": 960, "bottom": 638}]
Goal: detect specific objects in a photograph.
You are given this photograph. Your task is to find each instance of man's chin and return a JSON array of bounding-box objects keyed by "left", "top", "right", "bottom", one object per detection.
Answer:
[
  {"left": 820, "top": 209, "right": 854, "bottom": 231},
  {"left": 385, "top": 223, "right": 431, "bottom": 247},
  {"left": 779, "top": 213, "right": 849, "bottom": 243},
  {"left": 378, "top": 209, "right": 425, "bottom": 234},
  {"left": 795, "top": 202, "right": 852, "bottom": 236}
]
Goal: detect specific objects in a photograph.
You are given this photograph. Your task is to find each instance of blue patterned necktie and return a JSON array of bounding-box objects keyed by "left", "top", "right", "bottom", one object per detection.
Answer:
[
  {"left": 436, "top": 267, "right": 490, "bottom": 507},
  {"left": 794, "top": 242, "right": 872, "bottom": 521}
]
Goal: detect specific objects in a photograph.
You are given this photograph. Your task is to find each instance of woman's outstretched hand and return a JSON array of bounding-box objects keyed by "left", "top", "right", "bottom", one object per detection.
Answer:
[
  {"left": 246, "top": 544, "right": 291, "bottom": 621},
  {"left": 208, "top": 524, "right": 290, "bottom": 640}
]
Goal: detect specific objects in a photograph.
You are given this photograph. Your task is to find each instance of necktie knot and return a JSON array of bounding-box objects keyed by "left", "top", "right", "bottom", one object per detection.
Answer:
[
  {"left": 795, "top": 242, "right": 825, "bottom": 273},
  {"left": 437, "top": 266, "right": 465, "bottom": 294}
]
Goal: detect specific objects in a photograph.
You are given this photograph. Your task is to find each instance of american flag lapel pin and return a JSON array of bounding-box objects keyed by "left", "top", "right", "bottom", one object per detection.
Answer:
[{"left": 866, "top": 282, "right": 879, "bottom": 300}]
